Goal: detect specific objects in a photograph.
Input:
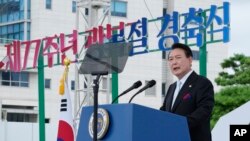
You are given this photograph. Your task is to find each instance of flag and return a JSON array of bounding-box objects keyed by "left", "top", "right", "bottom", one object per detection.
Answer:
[
  {"left": 0, "top": 56, "right": 9, "bottom": 69},
  {"left": 57, "top": 68, "right": 74, "bottom": 141}
]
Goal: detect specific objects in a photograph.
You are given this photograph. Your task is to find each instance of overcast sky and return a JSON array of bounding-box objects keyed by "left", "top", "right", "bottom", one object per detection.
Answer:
[{"left": 228, "top": 0, "right": 250, "bottom": 56}]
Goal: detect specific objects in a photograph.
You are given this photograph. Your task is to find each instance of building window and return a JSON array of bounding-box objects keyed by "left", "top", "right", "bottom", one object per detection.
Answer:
[
  {"left": 0, "top": 0, "right": 31, "bottom": 23},
  {"left": 102, "top": 77, "right": 108, "bottom": 90},
  {"left": 145, "top": 80, "right": 156, "bottom": 96},
  {"left": 162, "top": 83, "right": 166, "bottom": 97},
  {"left": 85, "top": 8, "right": 89, "bottom": 15},
  {"left": 0, "top": 71, "right": 29, "bottom": 87},
  {"left": 45, "top": 79, "right": 51, "bottom": 89},
  {"left": 7, "top": 113, "right": 37, "bottom": 122},
  {"left": 0, "top": 0, "right": 21, "bottom": 23},
  {"left": 72, "top": 1, "right": 77, "bottom": 13},
  {"left": 192, "top": 50, "right": 200, "bottom": 60},
  {"left": 2, "top": 105, "right": 38, "bottom": 123},
  {"left": 45, "top": 118, "right": 50, "bottom": 123},
  {"left": 0, "top": 22, "right": 31, "bottom": 43},
  {"left": 71, "top": 80, "right": 75, "bottom": 90},
  {"left": 0, "top": 0, "right": 31, "bottom": 43},
  {"left": 101, "top": 77, "right": 112, "bottom": 90},
  {"left": 162, "top": 51, "right": 166, "bottom": 59},
  {"left": 111, "top": 0, "right": 127, "bottom": 17},
  {"left": 46, "top": 0, "right": 52, "bottom": 9}
]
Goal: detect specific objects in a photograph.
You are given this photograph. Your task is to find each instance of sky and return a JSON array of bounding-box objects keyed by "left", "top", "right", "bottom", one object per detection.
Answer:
[{"left": 228, "top": 0, "right": 250, "bottom": 56}]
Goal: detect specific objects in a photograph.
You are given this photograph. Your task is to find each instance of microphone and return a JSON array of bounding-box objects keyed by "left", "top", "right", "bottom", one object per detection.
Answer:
[
  {"left": 128, "top": 80, "right": 156, "bottom": 103},
  {"left": 111, "top": 80, "right": 142, "bottom": 104}
]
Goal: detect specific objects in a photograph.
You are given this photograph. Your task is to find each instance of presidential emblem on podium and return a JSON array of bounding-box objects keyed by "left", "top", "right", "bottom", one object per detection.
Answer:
[{"left": 88, "top": 108, "right": 110, "bottom": 139}]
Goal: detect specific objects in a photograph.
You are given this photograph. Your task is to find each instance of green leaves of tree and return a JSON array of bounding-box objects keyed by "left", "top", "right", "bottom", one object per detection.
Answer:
[
  {"left": 211, "top": 85, "right": 250, "bottom": 127},
  {"left": 211, "top": 54, "right": 250, "bottom": 128},
  {"left": 215, "top": 54, "right": 250, "bottom": 86}
]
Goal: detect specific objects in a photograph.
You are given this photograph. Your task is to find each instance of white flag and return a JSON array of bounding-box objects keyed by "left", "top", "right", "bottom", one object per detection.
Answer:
[{"left": 57, "top": 81, "right": 74, "bottom": 141}]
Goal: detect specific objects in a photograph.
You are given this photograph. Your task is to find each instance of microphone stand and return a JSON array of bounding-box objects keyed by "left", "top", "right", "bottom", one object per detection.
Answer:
[
  {"left": 111, "top": 92, "right": 125, "bottom": 104},
  {"left": 92, "top": 74, "right": 101, "bottom": 141},
  {"left": 128, "top": 92, "right": 139, "bottom": 103},
  {"left": 92, "top": 72, "right": 107, "bottom": 141}
]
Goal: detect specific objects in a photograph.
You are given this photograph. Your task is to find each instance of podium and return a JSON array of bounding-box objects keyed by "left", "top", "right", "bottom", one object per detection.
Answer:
[{"left": 77, "top": 104, "right": 190, "bottom": 141}]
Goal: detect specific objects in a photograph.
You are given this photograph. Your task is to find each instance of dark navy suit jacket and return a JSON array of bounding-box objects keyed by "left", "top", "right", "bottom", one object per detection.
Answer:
[{"left": 160, "top": 71, "right": 214, "bottom": 141}]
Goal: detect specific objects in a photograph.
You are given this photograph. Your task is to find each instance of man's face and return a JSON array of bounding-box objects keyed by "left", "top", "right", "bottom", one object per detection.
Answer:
[{"left": 168, "top": 48, "right": 192, "bottom": 79}]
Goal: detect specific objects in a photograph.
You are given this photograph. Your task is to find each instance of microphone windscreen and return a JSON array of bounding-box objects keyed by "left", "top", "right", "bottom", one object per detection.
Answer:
[
  {"left": 133, "top": 81, "right": 142, "bottom": 88},
  {"left": 148, "top": 80, "right": 156, "bottom": 87}
]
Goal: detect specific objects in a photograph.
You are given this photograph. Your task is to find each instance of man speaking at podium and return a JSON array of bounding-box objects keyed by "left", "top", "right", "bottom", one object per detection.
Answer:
[{"left": 160, "top": 43, "right": 214, "bottom": 141}]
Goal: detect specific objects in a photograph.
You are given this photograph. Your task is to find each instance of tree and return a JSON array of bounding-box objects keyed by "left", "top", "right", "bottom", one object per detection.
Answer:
[
  {"left": 215, "top": 54, "right": 250, "bottom": 86},
  {"left": 211, "top": 54, "right": 250, "bottom": 128}
]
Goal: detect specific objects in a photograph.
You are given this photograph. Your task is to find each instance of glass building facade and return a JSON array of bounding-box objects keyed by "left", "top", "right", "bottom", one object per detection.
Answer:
[{"left": 0, "top": 0, "right": 31, "bottom": 43}]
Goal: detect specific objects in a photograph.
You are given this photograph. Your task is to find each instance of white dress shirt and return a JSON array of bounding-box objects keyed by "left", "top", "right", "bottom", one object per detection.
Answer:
[{"left": 171, "top": 70, "right": 193, "bottom": 109}]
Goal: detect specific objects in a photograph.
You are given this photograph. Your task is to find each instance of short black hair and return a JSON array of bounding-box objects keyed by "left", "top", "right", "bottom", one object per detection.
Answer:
[{"left": 171, "top": 43, "right": 193, "bottom": 57}]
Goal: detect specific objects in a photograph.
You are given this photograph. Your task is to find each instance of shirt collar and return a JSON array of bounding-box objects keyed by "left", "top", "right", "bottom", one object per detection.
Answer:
[{"left": 178, "top": 70, "right": 193, "bottom": 86}]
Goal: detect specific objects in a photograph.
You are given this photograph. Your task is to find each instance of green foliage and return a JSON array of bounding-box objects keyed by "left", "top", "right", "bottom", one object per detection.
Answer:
[
  {"left": 215, "top": 54, "right": 250, "bottom": 86},
  {"left": 211, "top": 85, "right": 250, "bottom": 128},
  {"left": 212, "top": 54, "right": 250, "bottom": 129}
]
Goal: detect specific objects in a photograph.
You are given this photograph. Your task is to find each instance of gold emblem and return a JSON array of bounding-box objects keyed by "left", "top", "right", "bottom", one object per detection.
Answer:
[{"left": 88, "top": 108, "right": 110, "bottom": 139}]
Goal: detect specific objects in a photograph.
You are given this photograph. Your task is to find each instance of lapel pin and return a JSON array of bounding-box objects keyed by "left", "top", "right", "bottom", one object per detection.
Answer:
[{"left": 189, "top": 85, "right": 192, "bottom": 88}]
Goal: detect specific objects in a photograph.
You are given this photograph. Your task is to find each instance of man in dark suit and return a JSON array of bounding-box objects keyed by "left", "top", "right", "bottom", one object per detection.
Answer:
[{"left": 160, "top": 43, "right": 214, "bottom": 141}]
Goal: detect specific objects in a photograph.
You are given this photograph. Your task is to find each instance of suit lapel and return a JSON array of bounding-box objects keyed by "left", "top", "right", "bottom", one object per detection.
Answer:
[
  {"left": 165, "top": 83, "right": 176, "bottom": 112},
  {"left": 171, "top": 72, "right": 198, "bottom": 112}
]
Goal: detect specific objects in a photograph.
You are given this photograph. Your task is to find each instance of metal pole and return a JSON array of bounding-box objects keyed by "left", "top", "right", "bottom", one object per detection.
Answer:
[
  {"left": 199, "top": 12, "right": 207, "bottom": 77},
  {"left": 106, "top": 5, "right": 112, "bottom": 104},
  {"left": 74, "top": 0, "right": 80, "bottom": 134},
  {"left": 38, "top": 43, "right": 45, "bottom": 141},
  {"left": 111, "top": 29, "right": 119, "bottom": 103},
  {"left": 111, "top": 73, "right": 118, "bottom": 103},
  {"left": 93, "top": 74, "right": 101, "bottom": 141},
  {"left": 3, "top": 110, "right": 7, "bottom": 141}
]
